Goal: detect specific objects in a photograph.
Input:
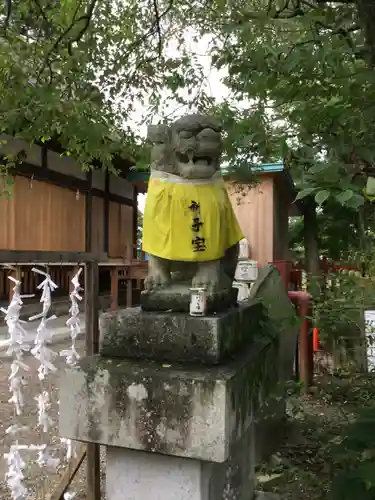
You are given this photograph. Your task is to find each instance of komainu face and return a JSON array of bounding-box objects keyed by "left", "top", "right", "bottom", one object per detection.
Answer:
[{"left": 148, "top": 114, "right": 223, "bottom": 179}]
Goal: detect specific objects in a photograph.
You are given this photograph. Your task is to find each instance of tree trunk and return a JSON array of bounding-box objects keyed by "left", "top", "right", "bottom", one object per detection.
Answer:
[
  {"left": 357, "top": 0, "right": 375, "bottom": 67},
  {"left": 303, "top": 197, "right": 321, "bottom": 295}
]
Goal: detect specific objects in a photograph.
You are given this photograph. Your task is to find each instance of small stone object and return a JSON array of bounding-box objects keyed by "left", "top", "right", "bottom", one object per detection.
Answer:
[
  {"left": 239, "top": 238, "right": 250, "bottom": 259},
  {"left": 189, "top": 287, "right": 207, "bottom": 316},
  {"left": 233, "top": 281, "right": 250, "bottom": 302},
  {"left": 257, "top": 472, "right": 285, "bottom": 488},
  {"left": 235, "top": 259, "right": 258, "bottom": 282},
  {"left": 140, "top": 282, "right": 238, "bottom": 314}
]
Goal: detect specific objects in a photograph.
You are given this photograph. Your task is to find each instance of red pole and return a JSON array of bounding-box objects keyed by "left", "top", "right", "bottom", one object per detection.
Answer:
[
  {"left": 288, "top": 291, "right": 313, "bottom": 391},
  {"left": 313, "top": 327, "right": 319, "bottom": 351}
]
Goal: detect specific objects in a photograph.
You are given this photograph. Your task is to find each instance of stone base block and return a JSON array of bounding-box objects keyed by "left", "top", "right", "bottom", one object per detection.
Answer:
[
  {"left": 254, "top": 492, "right": 281, "bottom": 500},
  {"left": 249, "top": 265, "right": 298, "bottom": 382},
  {"left": 59, "top": 338, "right": 277, "bottom": 463},
  {"left": 106, "top": 423, "right": 255, "bottom": 500},
  {"left": 255, "top": 386, "right": 286, "bottom": 465},
  {"left": 99, "top": 301, "right": 263, "bottom": 364},
  {"left": 140, "top": 283, "right": 238, "bottom": 313}
]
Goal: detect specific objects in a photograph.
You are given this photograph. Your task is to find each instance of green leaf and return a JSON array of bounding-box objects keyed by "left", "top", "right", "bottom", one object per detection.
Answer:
[
  {"left": 336, "top": 190, "right": 354, "bottom": 204},
  {"left": 346, "top": 194, "right": 365, "bottom": 209},
  {"left": 315, "top": 190, "right": 330, "bottom": 206},
  {"left": 308, "top": 163, "right": 326, "bottom": 174},
  {"left": 295, "top": 188, "right": 316, "bottom": 201}
]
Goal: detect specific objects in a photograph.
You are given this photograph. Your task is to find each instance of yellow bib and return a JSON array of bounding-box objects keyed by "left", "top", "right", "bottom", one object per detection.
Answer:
[{"left": 142, "top": 171, "right": 244, "bottom": 262}]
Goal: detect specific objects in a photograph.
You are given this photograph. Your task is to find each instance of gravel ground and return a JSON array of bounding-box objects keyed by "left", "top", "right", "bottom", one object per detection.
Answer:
[{"left": 0, "top": 337, "right": 106, "bottom": 499}]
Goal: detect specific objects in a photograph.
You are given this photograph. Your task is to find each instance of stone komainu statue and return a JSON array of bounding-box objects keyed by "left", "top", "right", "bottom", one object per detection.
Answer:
[{"left": 142, "top": 114, "right": 243, "bottom": 294}]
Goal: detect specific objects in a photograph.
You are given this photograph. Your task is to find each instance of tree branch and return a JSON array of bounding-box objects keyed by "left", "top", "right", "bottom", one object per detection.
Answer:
[
  {"left": 121, "top": 0, "right": 174, "bottom": 61},
  {"left": 36, "top": 0, "right": 95, "bottom": 82},
  {"left": 67, "top": 0, "right": 98, "bottom": 55},
  {"left": 152, "top": 0, "right": 163, "bottom": 57},
  {"left": 357, "top": 0, "right": 375, "bottom": 67},
  {"left": 32, "top": 0, "right": 51, "bottom": 31},
  {"left": 3, "top": 0, "right": 12, "bottom": 33}
]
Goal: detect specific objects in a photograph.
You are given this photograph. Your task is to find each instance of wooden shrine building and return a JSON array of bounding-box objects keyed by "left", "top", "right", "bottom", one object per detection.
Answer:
[{"left": 0, "top": 136, "right": 147, "bottom": 308}]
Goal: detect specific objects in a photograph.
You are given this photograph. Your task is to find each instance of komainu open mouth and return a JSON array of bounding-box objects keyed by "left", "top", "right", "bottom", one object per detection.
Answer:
[
  {"left": 193, "top": 156, "right": 212, "bottom": 165},
  {"left": 176, "top": 151, "right": 212, "bottom": 165}
]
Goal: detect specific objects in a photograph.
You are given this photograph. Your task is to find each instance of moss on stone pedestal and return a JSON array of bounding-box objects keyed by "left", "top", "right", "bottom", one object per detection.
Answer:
[{"left": 99, "top": 301, "right": 264, "bottom": 365}]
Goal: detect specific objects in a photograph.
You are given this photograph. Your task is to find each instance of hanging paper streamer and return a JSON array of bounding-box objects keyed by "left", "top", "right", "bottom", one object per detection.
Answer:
[
  {"left": 30, "top": 267, "right": 58, "bottom": 319},
  {"left": 5, "top": 442, "right": 59, "bottom": 498},
  {"left": 4, "top": 445, "right": 27, "bottom": 500},
  {"left": 8, "top": 360, "right": 29, "bottom": 416},
  {"left": 2, "top": 277, "right": 31, "bottom": 414},
  {"left": 64, "top": 491, "right": 76, "bottom": 500},
  {"left": 29, "top": 268, "right": 58, "bottom": 382},
  {"left": 1, "top": 274, "right": 34, "bottom": 499},
  {"left": 60, "top": 437, "right": 77, "bottom": 462},
  {"left": 60, "top": 268, "right": 83, "bottom": 366},
  {"left": 36, "top": 391, "right": 53, "bottom": 433},
  {"left": 28, "top": 268, "right": 60, "bottom": 477},
  {"left": 35, "top": 447, "right": 60, "bottom": 471},
  {"left": 59, "top": 268, "right": 83, "bottom": 471},
  {"left": 1, "top": 275, "right": 32, "bottom": 360},
  {"left": 3, "top": 269, "right": 62, "bottom": 499},
  {"left": 5, "top": 425, "right": 29, "bottom": 436},
  {"left": 30, "top": 315, "right": 58, "bottom": 381}
]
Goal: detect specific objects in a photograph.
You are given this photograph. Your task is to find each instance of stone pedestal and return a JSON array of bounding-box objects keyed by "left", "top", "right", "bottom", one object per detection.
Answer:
[
  {"left": 140, "top": 283, "right": 238, "bottom": 314},
  {"left": 99, "top": 301, "right": 263, "bottom": 364},
  {"left": 106, "top": 424, "right": 254, "bottom": 500},
  {"left": 59, "top": 266, "right": 298, "bottom": 500},
  {"left": 59, "top": 333, "right": 275, "bottom": 461},
  {"left": 59, "top": 342, "right": 262, "bottom": 499}
]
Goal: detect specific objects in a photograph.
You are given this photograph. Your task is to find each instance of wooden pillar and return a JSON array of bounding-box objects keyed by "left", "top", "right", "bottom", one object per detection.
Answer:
[
  {"left": 85, "top": 171, "right": 93, "bottom": 253},
  {"left": 85, "top": 170, "right": 101, "bottom": 500},
  {"left": 0, "top": 268, "right": 5, "bottom": 299},
  {"left": 104, "top": 171, "right": 110, "bottom": 254},
  {"left": 110, "top": 268, "right": 119, "bottom": 311},
  {"left": 84, "top": 261, "right": 100, "bottom": 500},
  {"left": 133, "top": 186, "right": 138, "bottom": 259},
  {"left": 126, "top": 246, "right": 133, "bottom": 308}
]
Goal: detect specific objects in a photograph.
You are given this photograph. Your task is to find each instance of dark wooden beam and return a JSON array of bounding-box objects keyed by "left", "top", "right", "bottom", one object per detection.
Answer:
[
  {"left": 36, "top": 137, "right": 134, "bottom": 176},
  {"left": 41, "top": 145, "right": 48, "bottom": 170},
  {"left": 0, "top": 251, "right": 107, "bottom": 263},
  {"left": 133, "top": 186, "right": 138, "bottom": 258},
  {"left": 104, "top": 171, "right": 110, "bottom": 254},
  {"left": 85, "top": 171, "right": 93, "bottom": 252},
  {"left": 5, "top": 158, "right": 136, "bottom": 207}
]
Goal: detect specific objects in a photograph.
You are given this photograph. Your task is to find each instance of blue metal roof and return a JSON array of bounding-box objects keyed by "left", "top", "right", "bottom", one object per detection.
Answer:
[
  {"left": 128, "top": 161, "right": 286, "bottom": 181},
  {"left": 252, "top": 162, "right": 284, "bottom": 172}
]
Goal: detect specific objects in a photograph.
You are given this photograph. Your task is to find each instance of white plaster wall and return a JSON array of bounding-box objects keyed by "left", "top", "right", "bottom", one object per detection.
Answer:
[{"left": 0, "top": 134, "right": 42, "bottom": 166}]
